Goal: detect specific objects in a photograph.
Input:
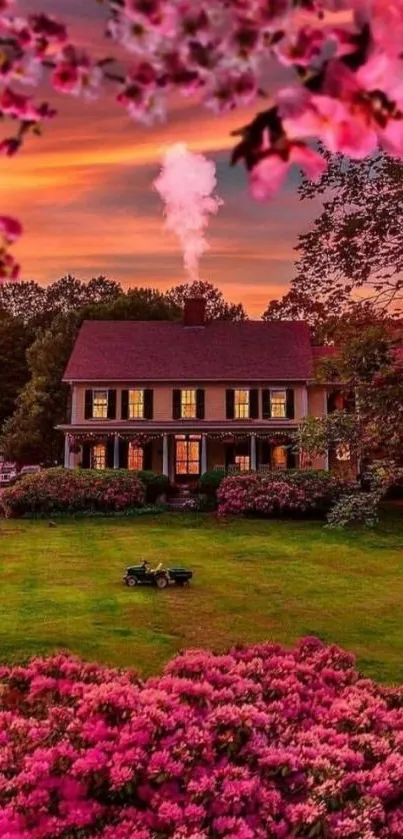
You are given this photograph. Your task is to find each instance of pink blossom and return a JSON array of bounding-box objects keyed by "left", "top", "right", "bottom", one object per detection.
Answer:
[{"left": 0, "top": 215, "right": 22, "bottom": 242}]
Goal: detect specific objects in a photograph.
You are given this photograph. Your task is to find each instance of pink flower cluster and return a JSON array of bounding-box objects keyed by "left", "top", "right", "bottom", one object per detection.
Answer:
[
  {"left": 1, "top": 638, "right": 403, "bottom": 838},
  {"left": 217, "top": 471, "right": 350, "bottom": 517},
  {"left": 1, "top": 1, "right": 403, "bottom": 275},
  {"left": 0, "top": 467, "right": 145, "bottom": 517}
]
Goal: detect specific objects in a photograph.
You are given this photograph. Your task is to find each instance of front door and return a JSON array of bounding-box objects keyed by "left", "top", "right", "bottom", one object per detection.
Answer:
[{"left": 175, "top": 435, "right": 201, "bottom": 480}]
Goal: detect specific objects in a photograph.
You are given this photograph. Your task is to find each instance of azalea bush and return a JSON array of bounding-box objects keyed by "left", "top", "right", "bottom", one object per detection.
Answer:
[
  {"left": 1, "top": 1, "right": 403, "bottom": 277},
  {"left": 217, "top": 470, "right": 352, "bottom": 518},
  {"left": 0, "top": 467, "right": 145, "bottom": 516},
  {"left": 2, "top": 638, "right": 403, "bottom": 838}
]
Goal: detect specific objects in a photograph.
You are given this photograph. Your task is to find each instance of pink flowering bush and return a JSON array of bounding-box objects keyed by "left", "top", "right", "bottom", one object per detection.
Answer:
[
  {"left": 217, "top": 470, "right": 352, "bottom": 518},
  {"left": 1, "top": 638, "right": 403, "bottom": 838},
  {"left": 0, "top": 467, "right": 145, "bottom": 516}
]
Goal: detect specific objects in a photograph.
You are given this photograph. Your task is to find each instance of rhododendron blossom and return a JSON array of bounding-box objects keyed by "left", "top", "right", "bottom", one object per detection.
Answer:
[
  {"left": 2, "top": 639, "right": 403, "bottom": 837},
  {"left": 0, "top": 0, "right": 403, "bottom": 279}
]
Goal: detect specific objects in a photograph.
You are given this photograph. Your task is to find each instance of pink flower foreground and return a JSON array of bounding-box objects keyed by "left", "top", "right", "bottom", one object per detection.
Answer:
[
  {"left": 1, "top": 638, "right": 403, "bottom": 838},
  {"left": 1, "top": 0, "right": 403, "bottom": 278}
]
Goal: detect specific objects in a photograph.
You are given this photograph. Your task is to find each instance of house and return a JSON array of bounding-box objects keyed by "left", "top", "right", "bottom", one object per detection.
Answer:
[{"left": 58, "top": 298, "right": 348, "bottom": 480}]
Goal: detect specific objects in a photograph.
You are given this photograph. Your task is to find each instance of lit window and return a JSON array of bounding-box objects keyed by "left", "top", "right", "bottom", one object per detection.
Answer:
[
  {"left": 181, "top": 390, "right": 196, "bottom": 419},
  {"left": 128, "top": 389, "right": 144, "bottom": 419},
  {"left": 235, "top": 455, "right": 250, "bottom": 472},
  {"left": 92, "top": 444, "right": 106, "bottom": 470},
  {"left": 272, "top": 445, "right": 287, "bottom": 469},
  {"left": 336, "top": 443, "right": 351, "bottom": 461},
  {"left": 128, "top": 444, "right": 144, "bottom": 470},
  {"left": 92, "top": 391, "right": 108, "bottom": 419},
  {"left": 270, "top": 390, "right": 286, "bottom": 418},
  {"left": 234, "top": 390, "right": 249, "bottom": 419},
  {"left": 175, "top": 435, "right": 200, "bottom": 474}
]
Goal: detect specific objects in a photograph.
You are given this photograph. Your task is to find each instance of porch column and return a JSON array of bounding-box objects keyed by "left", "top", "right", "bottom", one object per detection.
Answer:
[
  {"left": 201, "top": 434, "right": 207, "bottom": 474},
  {"left": 323, "top": 389, "right": 329, "bottom": 471},
  {"left": 302, "top": 385, "right": 308, "bottom": 417},
  {"left": 113, "top": 433, "right": 119, "bottom": 469},
  {"left": 163, "top": 433, "right": 169, "bottom": 477},
  {"left": 250, "top": 434, "right": 257, "bottom": 471},
  {"left": 64, "top": 435, "right": 70, "bottom": 469}
]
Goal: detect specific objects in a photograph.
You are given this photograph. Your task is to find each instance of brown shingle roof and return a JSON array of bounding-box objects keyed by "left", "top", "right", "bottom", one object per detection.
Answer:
[{"left": 63, "top": 320, "right": 314, "bottom": 382}]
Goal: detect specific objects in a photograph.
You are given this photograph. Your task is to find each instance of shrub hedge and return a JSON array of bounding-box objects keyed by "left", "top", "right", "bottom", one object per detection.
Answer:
[
  {"left": 1, "top": 638, "right": 403, "bottom": 838},
  {"left": 217, "top": 470, "right": 354, "bottom": 518},
  {"left": 1, "top": 468, "right": 145, "bottom": 517}
]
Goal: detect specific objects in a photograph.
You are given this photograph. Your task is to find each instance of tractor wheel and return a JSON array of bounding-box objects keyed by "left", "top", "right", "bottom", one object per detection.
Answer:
[
  {"left": 126, "top": 576, "right": 137, "bottom": 587},
  {"left": 156, "top": 574, "right": 168, "bottom": 590}
]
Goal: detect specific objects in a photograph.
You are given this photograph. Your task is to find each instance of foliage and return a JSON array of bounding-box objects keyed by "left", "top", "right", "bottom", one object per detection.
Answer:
[
  {"left": 0, "top": 468, "right": 145, "bottom": 517},
  {"left": 295, "top": 151, "right": 403, "bottom": 312},
  {"left": 217, "top": 470, "right": 351, "bottom": 518},
  {"left": 166, "top": 280, "right": 246, "bottom": 321},
  {"left": 326, "top": 491, "right": 382, "bottom": 529},
  {"left": 3, "top": 638, "right": 403, "bottom": 837},
  {"left": 0, "top": 275, "right": 122, "bottom": 325},
  {"left": 136, "top": 470, "right": 171, "bottom": 503},
  {"left": 1, "top": 3, "right": 403, "bottom": 276},
  {"left": 296, "top": 412, "right": 361, "bottom": 462},
  {"left": 199, "top": 469, "right": 227, "bottom": 498},
  {"left": 0, "top": 314, "right": 34, "bottom": 431}
]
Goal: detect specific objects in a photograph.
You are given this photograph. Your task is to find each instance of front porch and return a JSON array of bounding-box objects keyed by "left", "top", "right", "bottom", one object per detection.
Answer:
[{"left": 61, "top": 427, "right": 300, "bottom": 481}]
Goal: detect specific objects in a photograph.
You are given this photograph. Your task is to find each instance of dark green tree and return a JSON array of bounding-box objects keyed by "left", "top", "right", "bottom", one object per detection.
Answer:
[
  {"left": 166, "top": 280, "right": 247, "bottom": 321},
  {"left": 0, "top": 316, "right": 34, "bottom": 432}
]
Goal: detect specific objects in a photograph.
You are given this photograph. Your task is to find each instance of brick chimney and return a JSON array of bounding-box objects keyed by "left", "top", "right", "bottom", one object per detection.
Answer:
[{"left": 183, "top": 297, "right": 206, "bottom": 327}]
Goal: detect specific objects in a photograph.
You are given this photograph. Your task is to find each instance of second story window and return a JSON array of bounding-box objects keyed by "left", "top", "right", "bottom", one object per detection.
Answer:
[
  {"left": 128, "top": 389, "right": 144, "bottom": 419},
  {"left": 92, "top": 390, "right": 108, "bottom": 419},
  {"left": 270, "top": 390, "right": 287, "bottom": 418},
  {"left": 234, "top": 389, "right": 249, "bottom": 419},
  {"left": 181, "top": 389, "right": 196, "bottom": 419}
]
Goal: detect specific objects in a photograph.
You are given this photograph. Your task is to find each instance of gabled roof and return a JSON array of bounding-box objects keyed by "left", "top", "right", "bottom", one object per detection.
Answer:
[{"left": 63, "top": 320, "right": 314, "bottom": 382}]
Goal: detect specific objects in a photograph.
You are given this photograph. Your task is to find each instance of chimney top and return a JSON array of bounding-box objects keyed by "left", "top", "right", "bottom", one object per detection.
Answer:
[{"left": 183, "top": 297, "right": 206, "bottom": 327}]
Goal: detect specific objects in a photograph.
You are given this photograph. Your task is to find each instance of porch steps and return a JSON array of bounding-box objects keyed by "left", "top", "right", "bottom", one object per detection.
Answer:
[{"left": 167, "top": 485, "right": 193, "bottom": 511}]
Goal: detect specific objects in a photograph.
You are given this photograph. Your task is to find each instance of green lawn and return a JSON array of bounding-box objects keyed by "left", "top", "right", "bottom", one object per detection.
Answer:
[{"left": 1, "top": 512, "right": 403, "bottom": 683}]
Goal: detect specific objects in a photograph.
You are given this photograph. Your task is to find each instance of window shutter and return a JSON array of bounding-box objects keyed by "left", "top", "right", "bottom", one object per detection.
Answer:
[
  {"left": 196, "top": 388, "right": 205, "bottom": 420},
  {"left": 143, "top": 442, "right": 153, "bottom": 471},
  {"left": 262, "top": 390, "right": 271, "bottom": 420},
  {"left": 226, "top": 389, "right": 235, "bottom": 420},
  {"left": 287, "top": 447, "right": 298, "bottom": 469},
  {"left": 84, "top": 390, "right": 92, "bottom": 420},
  {"left": 121, "top": 390, "right": 129, "bottom": 420},
  {"left": 173, "top": 389, "right": 181, "bottom": 420},
  {"left": 144, "top": 389, "right": 154, "bottom": 420},
  {"left": 225, "top": 444, "right": 235, "bottom": 470},
  {"left": 107, "top": 390, "right": 116, "bottom": 420},
  {"left": 82, "top": 443, "right": 91, "bottom": 468},
  {"left": 119, "top": 438, "right": 128, "bottom": 469},
  {"left": 250, "top": 389, "right": 259, "bottom": 419},
  {"left": 106, "top": 439, "right": 114, "bottom": 468},
  {"left": 286, "top": 388, "right": 295, "bottom": 419}
]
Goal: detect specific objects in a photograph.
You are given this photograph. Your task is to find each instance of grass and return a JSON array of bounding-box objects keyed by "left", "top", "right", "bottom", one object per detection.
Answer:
[{"left": 1, "top": 512, "right": 403, "bottom": 683}]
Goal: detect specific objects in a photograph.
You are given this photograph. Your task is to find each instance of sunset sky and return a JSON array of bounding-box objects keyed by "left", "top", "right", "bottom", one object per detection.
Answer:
[{"left": 2, "top": 0, "right": 325, "bottom": 316}]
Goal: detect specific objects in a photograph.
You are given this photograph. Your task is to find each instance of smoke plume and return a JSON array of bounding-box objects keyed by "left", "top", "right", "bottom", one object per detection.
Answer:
[{"left": 153, "top": 143, "right": 223, "bottom": 281}]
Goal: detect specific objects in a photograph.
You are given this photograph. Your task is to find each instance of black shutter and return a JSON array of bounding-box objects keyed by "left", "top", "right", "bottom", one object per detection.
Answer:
[
  {"left": 121, "top": 390, "right": 129, "bottom": 420},
  {"left": 226, "top": 389, "right": 235, "bottom": 420},
  {"left": 196, "top": 388, "right": 205, "bottom": 420},
  {"left": 286, "top": 388, "right": 295, "bottom": 419},
  {"left": 107, "top": 390, "right": 116, "bottom": 420},
  {"left": 84, "top": 390, "right": 92, "bottom": 420},
  {"left": 260, "top": 440, "right": 271, "bottom": 466},
  {"left": 144, "top": 389, "right": 154, "bottom": 420},
  {"left": 287, "top": 447, "right": 298, "bottom": 469},
  {"left": 173, "top": 389, "right": 181, "bottom": 420},
  {"left": 82, "top": 443, "right": 91, "bottom": 468},
  {"left": 106, "top": 439, "right": 114, "bottom": 468},
  {"left": 225, "top": 444, "right": 235, "bottom": 470},
  {"left": 119, "top": 438, "right": 128, "bottom": 469},
  {"left": 143, "top": 442, "right": 153, "bottom": 471},
  {"left": 250, "top": 389, "right": 259, "bottom": 419},
  {"left": 262, "top": 390, "right": 271, "bottom": 420}
]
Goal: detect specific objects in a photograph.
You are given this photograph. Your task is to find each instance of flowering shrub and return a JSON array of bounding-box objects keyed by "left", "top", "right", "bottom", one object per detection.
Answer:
[
  {"left": 326, "top": 491, "right": 381, "bottom": 529},
  {"left": 217, "top": 471, "right": 352, "bottom": 518},
  {"left": 0, "top": 467, "right": 145, "bottom": 516},
  {"left": 2, "top": 638, "right": 403, "bottom": 838}
]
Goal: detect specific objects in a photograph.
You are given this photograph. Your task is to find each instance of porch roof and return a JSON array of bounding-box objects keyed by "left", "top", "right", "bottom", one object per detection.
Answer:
[{"left": 57, "top": 420, "right": 297, "bottom": 434}]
